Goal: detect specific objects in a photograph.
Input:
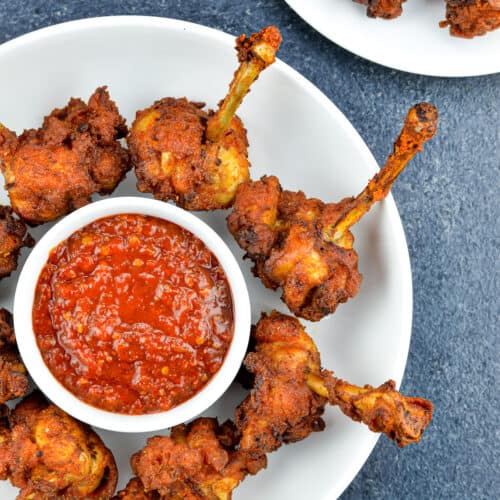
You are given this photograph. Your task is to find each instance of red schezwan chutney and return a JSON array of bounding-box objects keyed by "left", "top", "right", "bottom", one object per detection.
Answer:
[{"left": 33, "top": 213, "right": 234, "bottom": 414}]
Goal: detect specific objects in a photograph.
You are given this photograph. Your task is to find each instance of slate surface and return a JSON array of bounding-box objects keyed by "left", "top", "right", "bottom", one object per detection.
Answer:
[{"left": 0, "top": 1, "right": 498, "bottom": 498}]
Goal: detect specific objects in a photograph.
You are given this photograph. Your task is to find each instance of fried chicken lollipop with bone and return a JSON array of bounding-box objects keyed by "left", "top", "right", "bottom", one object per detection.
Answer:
[
  {"left": 353, "top": 0, "right": 407, "bottom": 19},
  {"left": 0, "top": 308, "right": 29, "bottom": 405},
  {"left": 0, "top": 391, "right": 118, "bottom": 499},
  {"left": 116, "top": 312, "right": 432, "bottom": 499},
  {"left": 0, "top": 87, "right": 129, "bottom": 224},
  {"left": 228, "top": 103, "right": 438, "bottom": 321},
  {"left": 236, "top": 312, "right": 433, "bottom": 453},
  {"left": 0, "top": 206, "right": 33, "bottom": 279},
  {"left": 128, "top": 26, "right": 281, "bottom": 210},
  {"left": 116, "top": 418, "right": 265, "bottom": 500}
]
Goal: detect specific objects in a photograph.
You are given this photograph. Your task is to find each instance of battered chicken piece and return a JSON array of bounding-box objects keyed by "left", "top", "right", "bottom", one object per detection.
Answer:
[
  {"left": 0, "top": 206, "right": 33, "bottom": 279},
  {"left": 235, "top": 313, "right": 327, "bottom": 454},
  {"left": 228, "top": 103, "right": 438, "bottom": 321},
  {"left": 440, "top": 0, "right": 500, "bottom": 37},
  {"left": 0, "top": 309, "right": 29, "bottom": 404},
  {"left": 237, "top": 312, "right": 433, "bottom": 452},
  {"left": 121, "top": 418, "right": 265, "bottom": 500},
  {"left": 353, "top": 0, "right": 407, "bottom": 19},
  {"left": 0, "top": 87, "right": 129, "bottom": 224},
  {"left": 113, "top": 478, "right": 157, "bottom": 499},
  {"left": 0, "top": 391, "right": 118, "bottom": 499},
  {"left": 128, "top": 26, "right": 281, "bottom": 211}
]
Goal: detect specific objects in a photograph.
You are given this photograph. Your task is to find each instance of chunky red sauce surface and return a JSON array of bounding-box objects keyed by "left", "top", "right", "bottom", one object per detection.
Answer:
[{"left": 33, "top": 213, "right": 234, "bottom": 414}]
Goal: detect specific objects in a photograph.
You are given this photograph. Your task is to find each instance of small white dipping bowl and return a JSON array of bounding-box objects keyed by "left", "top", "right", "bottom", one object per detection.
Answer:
[{"left": 14, "top": 196, "right": 251, "bottom": 433}]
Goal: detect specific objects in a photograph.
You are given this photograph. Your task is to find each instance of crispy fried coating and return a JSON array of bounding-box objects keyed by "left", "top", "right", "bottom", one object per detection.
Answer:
[
  {"left": 353, "top": 0, "right": 406, "bottom": 19},
  {"left": 0, "top": 309, "right": 29, "bottom": 404},
  {"left": 440, "top": 0, "right": 500, "bottom": 37},
  {"left": 228, "top": 103, "right": 438, "bottom": 321},
  {"left": 238, "top": 312, "right": 433, "bottom": 450},
  {"left": 121, "top": 312, "right": 433, "bottom": 499},
  {"left": 235, "top": 313, "right": 327, "bottom": 454},
  {"left": 228, "top": 176, "right": 364, "bottom": 320},
  {"left": 0, "top": 87, "right": 129, "bottom": 224},
  {"left": 113, "top": 478, "right": 158, "bottom": 499},
  {"left": 125, "top": 418, "right": 265, "bottom": 500},
  {"left": 129, "top": 98, "right": 250, "bottom": 211},
  {"left": 128, "top": 26, "right": 281, "bottom": 211},
  {"left": 0, "top": 391, "right": 118, "bottom": 499},
  {"left": 0, "top": 206, "right": 33, "bottom": 279},
  {"left": 320, "top": 370, "right": 433, "bottom": 447}
]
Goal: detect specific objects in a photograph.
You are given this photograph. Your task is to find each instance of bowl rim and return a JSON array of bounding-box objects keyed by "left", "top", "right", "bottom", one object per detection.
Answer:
[{"left": 14, "top": 196, "right": 251, "bottom": 433}]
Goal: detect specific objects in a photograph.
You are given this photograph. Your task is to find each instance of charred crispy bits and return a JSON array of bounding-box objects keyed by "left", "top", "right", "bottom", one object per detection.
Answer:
[
  {"left": 240, "top": 312, "right": 433, "bottom": 449},
  {"left": 0, "top": 87, "right": 129, "bottom": 224},
  {"left": 353, "top": 0, "right": 407, "bottom": 19},
  {"left": 235, "top": 312, "right": 326, "bottom": 454},
  {"left": 206, "top": 26, "right": 282, "bottom": 143},
  {"left": 0, "top": 392, "right": 118, "bottom": 499},
  {"left": 0, "top": 309, "right": 29, "bottom": 404},
  {"left": 128, "top": 26, "right": 281, "bottom": 211},
  {"left": 124, "top": 418, "right": 264, "bottom": 500},
  {"left": 228, "top": 104, "right": 438, "bottom": 321},
  {"left": 440, "top": 0, "right": 500, "bottom": 38},
  {"left": 320, "top": 371, "right": 434, "bottom": 447},
  {"left": 0, "top": 206, "right": 33, "bottom": 279},
  {"left": 114, "top": 478, "right": 158, "bottom": 499}
]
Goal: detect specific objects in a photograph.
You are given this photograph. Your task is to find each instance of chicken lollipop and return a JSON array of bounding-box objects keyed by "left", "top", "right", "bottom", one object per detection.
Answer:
[
  {"left": 116, "top": 418, "right": 265, "bottom": 500},
  {"left": 0, "top": 308, "right": 29, "bottom": 405},
  {"left": 128, "top": 26, "right": 282, "bottom": 211},
  {"left": 117, "top": 312, "right": 432, "bottom": 499},
  {"left": 236, "top": 312, "right": 433, "bottom": 453},
  {"left": 353, "top": 0, "right": 407, "bottom": 19},
  {"left": 0, "top": 206, "right": 33, "bottom": 279},
  {"left": 440, "top": 0, "right": 500, "bottom": 38},
  {"left": 0, "top": 391, "right": 118, "bottom": 499},
  {"left": 0, "top": 86, "right": 129, "bottom": 224},
  {"left": 228, "top": 103, "right": 438, "bottom": 321}
]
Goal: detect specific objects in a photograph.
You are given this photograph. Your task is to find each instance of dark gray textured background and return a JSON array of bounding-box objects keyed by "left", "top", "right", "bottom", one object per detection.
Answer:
[{"left": 1, "top": 1, "right": 498, "bottom": 498}]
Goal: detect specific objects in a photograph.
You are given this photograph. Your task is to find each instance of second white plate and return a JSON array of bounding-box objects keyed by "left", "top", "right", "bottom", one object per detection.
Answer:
[{"left": 285, "top": 0, "right": 500, "bottom": 77}]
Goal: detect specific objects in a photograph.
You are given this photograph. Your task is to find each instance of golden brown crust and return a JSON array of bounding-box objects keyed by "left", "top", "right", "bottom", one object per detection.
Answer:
[
  {"left": 0, "top": 206, "right": 34, "bottom": 279},
  {"left": 235, "top": 25, "right": 282, "bottom": 64},
  {"left": 129, "top": 27, "right": 282, "bottom": 211},
  {"left": 2, "top": 392, "right": 118, "bottom": 499},
  {"left": 0, "top": 308, "right": 29, "bottom": 404},
  {"left": 242, "top": 312, "right": 433, "bottom": 449},
  {"left": 129, "top": 418, "right": 264, "bottom": 499},
  {"left": 227, "top": 176, "right": 363, "bottom": 321},
  {"left": 128, "top": 97, "right": 249, "bottom": 211},
  {"left": 235, "top": 312, "right": 327, "bottom": 454},
  {"left": 440, "top": 0, "right": 500, "bottom": 37},
  {"left": 0, "top": 87, "right": 129, "bottom": 224},
  {"left": 113, "top": 478, "right": 158, "bottom": 499},
  {"left": 227, "top": 175, "right": 280, "bottom": 257}
]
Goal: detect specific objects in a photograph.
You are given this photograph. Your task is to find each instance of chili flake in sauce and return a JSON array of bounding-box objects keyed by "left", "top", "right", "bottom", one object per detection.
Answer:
[{"left": 32, "top": 213, "right": 234, "bottom": 414}]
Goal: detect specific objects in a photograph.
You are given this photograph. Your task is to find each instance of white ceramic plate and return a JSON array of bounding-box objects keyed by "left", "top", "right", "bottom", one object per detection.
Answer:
[
  {"left": 285, "top": 0, "right": 500, "bottom": 77},
  {"left": 0, "top": 17, "right": 412, "bottom": 499}
]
